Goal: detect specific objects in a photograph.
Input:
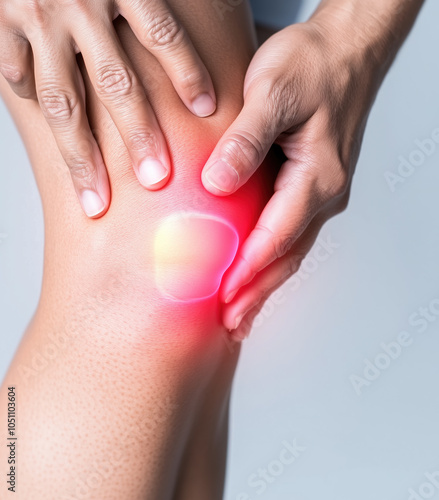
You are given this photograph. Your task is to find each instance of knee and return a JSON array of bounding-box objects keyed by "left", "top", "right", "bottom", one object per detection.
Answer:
[{"left": 154, "top": 212, "right": 239, "bottom": 301}]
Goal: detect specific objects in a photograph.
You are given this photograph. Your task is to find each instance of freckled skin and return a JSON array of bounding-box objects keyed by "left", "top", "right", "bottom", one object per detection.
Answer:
[{"left": 0, "top": 2, "right": 277, "bottom": 499}]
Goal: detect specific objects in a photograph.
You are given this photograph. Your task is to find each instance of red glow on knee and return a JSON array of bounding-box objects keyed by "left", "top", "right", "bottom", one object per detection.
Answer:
[{"left": 154, "top": 213, "right": 239, "bottom": 301}]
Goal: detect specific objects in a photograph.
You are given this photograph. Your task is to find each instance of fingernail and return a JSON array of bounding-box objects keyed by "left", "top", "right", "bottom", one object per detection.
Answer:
[
  {"left": 225, "top": 289, "right": 238, "bottom": 304},
  {"left": 205, "top": 160, "right": 239, "bottom": 193},
  {"left": 234, "top": 313, "right": 244, "bottom": 330},
  {"left": 81, "top": 189, "right": 105, "bottom": 218},
  {"left": 138, "top": 158, "right": 168, "bottom": 188},
  {"left": 192, "top": 93, "right": 216, "bottom": 117}
]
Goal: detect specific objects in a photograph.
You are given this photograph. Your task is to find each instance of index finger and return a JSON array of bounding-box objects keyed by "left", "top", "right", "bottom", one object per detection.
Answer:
[
  {"left": 220, "top": 162, "right": 320, "bottom": 303},
  {"left": 119, "top": 0, "right": 216, "bottom": 117},
  {"left": 73, "top": 19, "right": 171, "bottom": 190}
]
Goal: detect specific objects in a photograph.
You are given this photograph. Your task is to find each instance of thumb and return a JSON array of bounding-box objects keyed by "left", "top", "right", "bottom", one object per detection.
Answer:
[{"left": 201, "top": 87, "right": 284, "bottom": 196}]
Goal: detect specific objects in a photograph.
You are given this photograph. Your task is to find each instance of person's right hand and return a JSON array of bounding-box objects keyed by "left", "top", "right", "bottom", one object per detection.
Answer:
[{"left": 0, "top": 0, "right": 216, "bottom": 217}]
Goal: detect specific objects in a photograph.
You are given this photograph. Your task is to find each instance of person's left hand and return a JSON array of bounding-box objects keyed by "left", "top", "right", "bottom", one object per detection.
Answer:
[{"left": 200, "top": 21, "right": 383, "bottom": 337}]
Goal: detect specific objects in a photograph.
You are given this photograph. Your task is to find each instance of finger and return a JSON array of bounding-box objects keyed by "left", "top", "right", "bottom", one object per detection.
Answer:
[
  {"left": 223, "top": 215, "right": 326, "bottom": 331},
  {"left": 201, "top": 88, "right": 284, "bottom": 195},
  {"left": 229, "top": 302, "right": 266, "bottom": 343},
  {"left": 73, "top": 19, "right": 171, "bottom": 190},
  {"left": 221, "top": 163, "right": 321, "bottom": 303},
  {"left": 223, "top": 259, "right": 296, "bottom": 332},
  {"left": 32, "top": 36, "right": 110, "bottom": 218},
  {"left": 119, "top": 0, "right": 216, "bottom": 117},
  {"left": 0, "top": 31, "right": 36, "bottom": 99}
]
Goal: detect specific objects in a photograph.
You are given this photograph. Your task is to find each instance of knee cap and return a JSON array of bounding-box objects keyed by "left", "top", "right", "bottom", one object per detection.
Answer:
[{"left": 154, "top": 213, "right": 239, "bottom": 301}]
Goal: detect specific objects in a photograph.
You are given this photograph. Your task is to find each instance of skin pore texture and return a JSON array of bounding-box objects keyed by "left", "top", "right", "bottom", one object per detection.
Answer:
[{"left": 0, "top": 1, "right": 279, "bottom": 499}]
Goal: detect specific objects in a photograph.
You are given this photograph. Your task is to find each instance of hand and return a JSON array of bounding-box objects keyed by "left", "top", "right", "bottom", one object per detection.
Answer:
[
  {"left": 201, "top": 21, "right": 383, "bottom": 335},
  {"left": 0, "top": 0, "right": 216, "bottom": 218}
]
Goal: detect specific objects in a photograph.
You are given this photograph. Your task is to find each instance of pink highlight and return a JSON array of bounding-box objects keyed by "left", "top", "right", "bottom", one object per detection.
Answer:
[{"left": 154, "top": 213, "right": 239, "bottom": 302}]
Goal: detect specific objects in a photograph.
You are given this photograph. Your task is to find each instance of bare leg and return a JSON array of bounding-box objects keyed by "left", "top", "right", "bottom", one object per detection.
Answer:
[{"left": 0, "top": 1, "right": 278, "bottom": 499}]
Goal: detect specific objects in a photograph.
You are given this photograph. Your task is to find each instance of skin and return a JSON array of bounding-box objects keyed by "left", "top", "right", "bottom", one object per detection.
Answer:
[
  {"left": 0, "top": 0, "right": 425, "bottom": 496},
  {"left": 0, "top": 1, "right": 279, "bottom": 498},
  {"left": 1, "top": 1, "right": 424, "bottom": 340},
  {"left": 0, "top": 1, "right": 424, "bottom": 338},
  {"left": 0, "top": 0, "right": 217, "bottom": 217},
  {"left": 198, "top": 0, "right": 425, "bottom": 336}
]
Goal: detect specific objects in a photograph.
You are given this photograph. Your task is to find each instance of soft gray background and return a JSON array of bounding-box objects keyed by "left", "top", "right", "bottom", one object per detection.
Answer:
[{"left": 1, "top": 1, "right": 439, "bottom": 499}]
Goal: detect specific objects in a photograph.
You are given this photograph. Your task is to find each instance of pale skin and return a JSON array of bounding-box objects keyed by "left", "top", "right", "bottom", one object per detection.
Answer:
[
  {"left": 0, "top": 0, "right": 424, "bottom": 498},
  {"left": 1, "top": 0, "right": 424, "bottom": 334},
  {"left": 0, "top": 2, "right": 275, "bottom": 498},
  {"left": 209, "top": 0, "right": 426, "bottom": 337},
  {"left": 0, "top": 0, "right": 217, "bottom": 216}
]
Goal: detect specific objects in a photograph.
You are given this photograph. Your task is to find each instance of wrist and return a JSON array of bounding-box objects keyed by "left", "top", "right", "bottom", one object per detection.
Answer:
[{"left": 308, "top": 0, "right": 423, "bottom": 77}]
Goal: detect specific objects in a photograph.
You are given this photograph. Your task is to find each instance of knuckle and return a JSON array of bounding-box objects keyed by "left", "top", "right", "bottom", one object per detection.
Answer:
[
  {"left": 25, "top": 0, "right": 44, "bottom": 17},
  {"left": 222, "top": 132, "right": 264, "bottom": 171},
  {"left": 23, "top": 0, "right": 51, "bottom": 30},
  {"left": 39, "top": 87, "right": 77, "bottom": 121},
  {"left": 291, "top": 252, "right": 306, "bottom": 273},
  {"left": 255, "top": 288, "right": 268, "bottom": 308},
  {"left": 0, "top": 63, "right": 25, "bottom": 85},
  {"left": 95, "top": 64, "right": 136, "bottom": 100},
  {"left": 178, "top": 69, "right": 205, "bottom": 95},
  {"left": 76, "top": 137, "right": 94, "bottom": 157},
  {"left": 272, "top": 234, "right": 294, "bottom": 260},
  {"left": 24, "top": 0, "right": 62, "bottom": 18},
  {"left": 335, "top": 192, "right": 350, "bottom": 214},
  {"left": 145, "top": 13, "right": 184, "bottom": 50},
  {"left": 124, "top": 130, "right": 158, "bottom": 153},
  {"left": 255, "top": 224, "right": 293, "bottom": 260},
  {"left": 287, "top": 255, "right": 300, "bottom": 277},
  {"left": 66, "top": 155, "right": 95, "bottom": 185},
  {"left": 255, "top": 74, "right": 298, "bottom": 128},
  {"left": 327, "top": 160, "right": 349, "bottom": 200},
  {"left": 241, "top": 254, "right": 258, "bottom": 280}
]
